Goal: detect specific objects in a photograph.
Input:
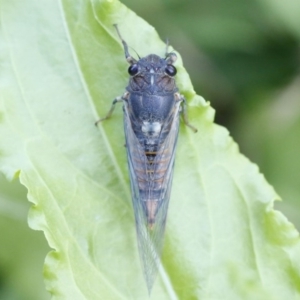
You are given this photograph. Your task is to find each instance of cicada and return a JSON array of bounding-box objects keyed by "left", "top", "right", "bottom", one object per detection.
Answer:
[{"left": 96, "top": 25, "right": 197, "bottom": 293}]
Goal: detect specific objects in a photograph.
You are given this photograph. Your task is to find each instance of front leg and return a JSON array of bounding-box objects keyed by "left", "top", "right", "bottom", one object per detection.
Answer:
[
  {"left": 95, "top": 92, "right": 129, "bottom": 126},
  {"left": 175, "top": 93, "right": 198, "bottom": 133}
]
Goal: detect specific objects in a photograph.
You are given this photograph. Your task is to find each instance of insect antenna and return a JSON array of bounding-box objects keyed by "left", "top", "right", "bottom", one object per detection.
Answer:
[
  {"left": 129, "top": 46, "right": 141, "bottom": 60},
  {"left": 113, "top": 24, "right": 137, "bottom": 64},
  {"left": 164, "top": 38, "right": 177, "bottom": 64},
  {"left": 165, "top": 52, "right": 177, "bottom": 64},
  {"left": 165, "top": 37, "right": 170, "bottom": 56}
]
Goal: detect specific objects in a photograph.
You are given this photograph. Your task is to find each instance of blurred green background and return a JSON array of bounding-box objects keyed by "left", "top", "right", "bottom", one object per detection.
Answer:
[
  {"left": 1, "top": 0, "right": 300, "bottom": 298},
  {"left": 0, "top": 173, "right": 50, "bottom": 300}
]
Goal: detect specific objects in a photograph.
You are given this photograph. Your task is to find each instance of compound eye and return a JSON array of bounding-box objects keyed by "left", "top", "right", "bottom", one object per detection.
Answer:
[
  {"left": 165, "top": 65, "right": 177, "bottom": 77},
  {"left": 128, "top": 64, "right": 139, "bottom": 76}
]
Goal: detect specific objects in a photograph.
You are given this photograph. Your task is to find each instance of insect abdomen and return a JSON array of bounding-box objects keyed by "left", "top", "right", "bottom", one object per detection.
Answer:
[{"left": 129, "top": 130, "right": 174, "bottom": 226}]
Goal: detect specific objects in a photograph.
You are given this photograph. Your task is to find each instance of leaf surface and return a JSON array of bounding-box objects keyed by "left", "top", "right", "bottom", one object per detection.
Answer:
[{"left": 0, "top": 0, "right": 300, "bottom": 299}]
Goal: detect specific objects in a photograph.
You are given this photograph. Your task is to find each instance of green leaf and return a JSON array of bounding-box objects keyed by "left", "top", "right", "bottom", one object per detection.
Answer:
[{"left": 1, "top": 0, "right": 300, "bottom": 299}]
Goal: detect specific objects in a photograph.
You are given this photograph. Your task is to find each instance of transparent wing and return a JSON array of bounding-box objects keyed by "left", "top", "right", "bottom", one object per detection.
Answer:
[{"left": 124, "top": 102, "right": 181, "bottom": 292}]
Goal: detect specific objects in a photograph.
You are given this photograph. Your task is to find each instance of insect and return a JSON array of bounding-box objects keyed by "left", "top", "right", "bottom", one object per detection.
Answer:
[{"left": 96, "top": 25, "right": 197, "bottom": 293}]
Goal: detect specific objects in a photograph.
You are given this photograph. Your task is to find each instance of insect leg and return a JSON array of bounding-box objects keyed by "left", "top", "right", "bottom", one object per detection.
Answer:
[
  {"left": 95, "top": 93, "right": 128, "bottom": 126},
  {"left": 179, "top": 94, "right": 198, "bottom": 133}
]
